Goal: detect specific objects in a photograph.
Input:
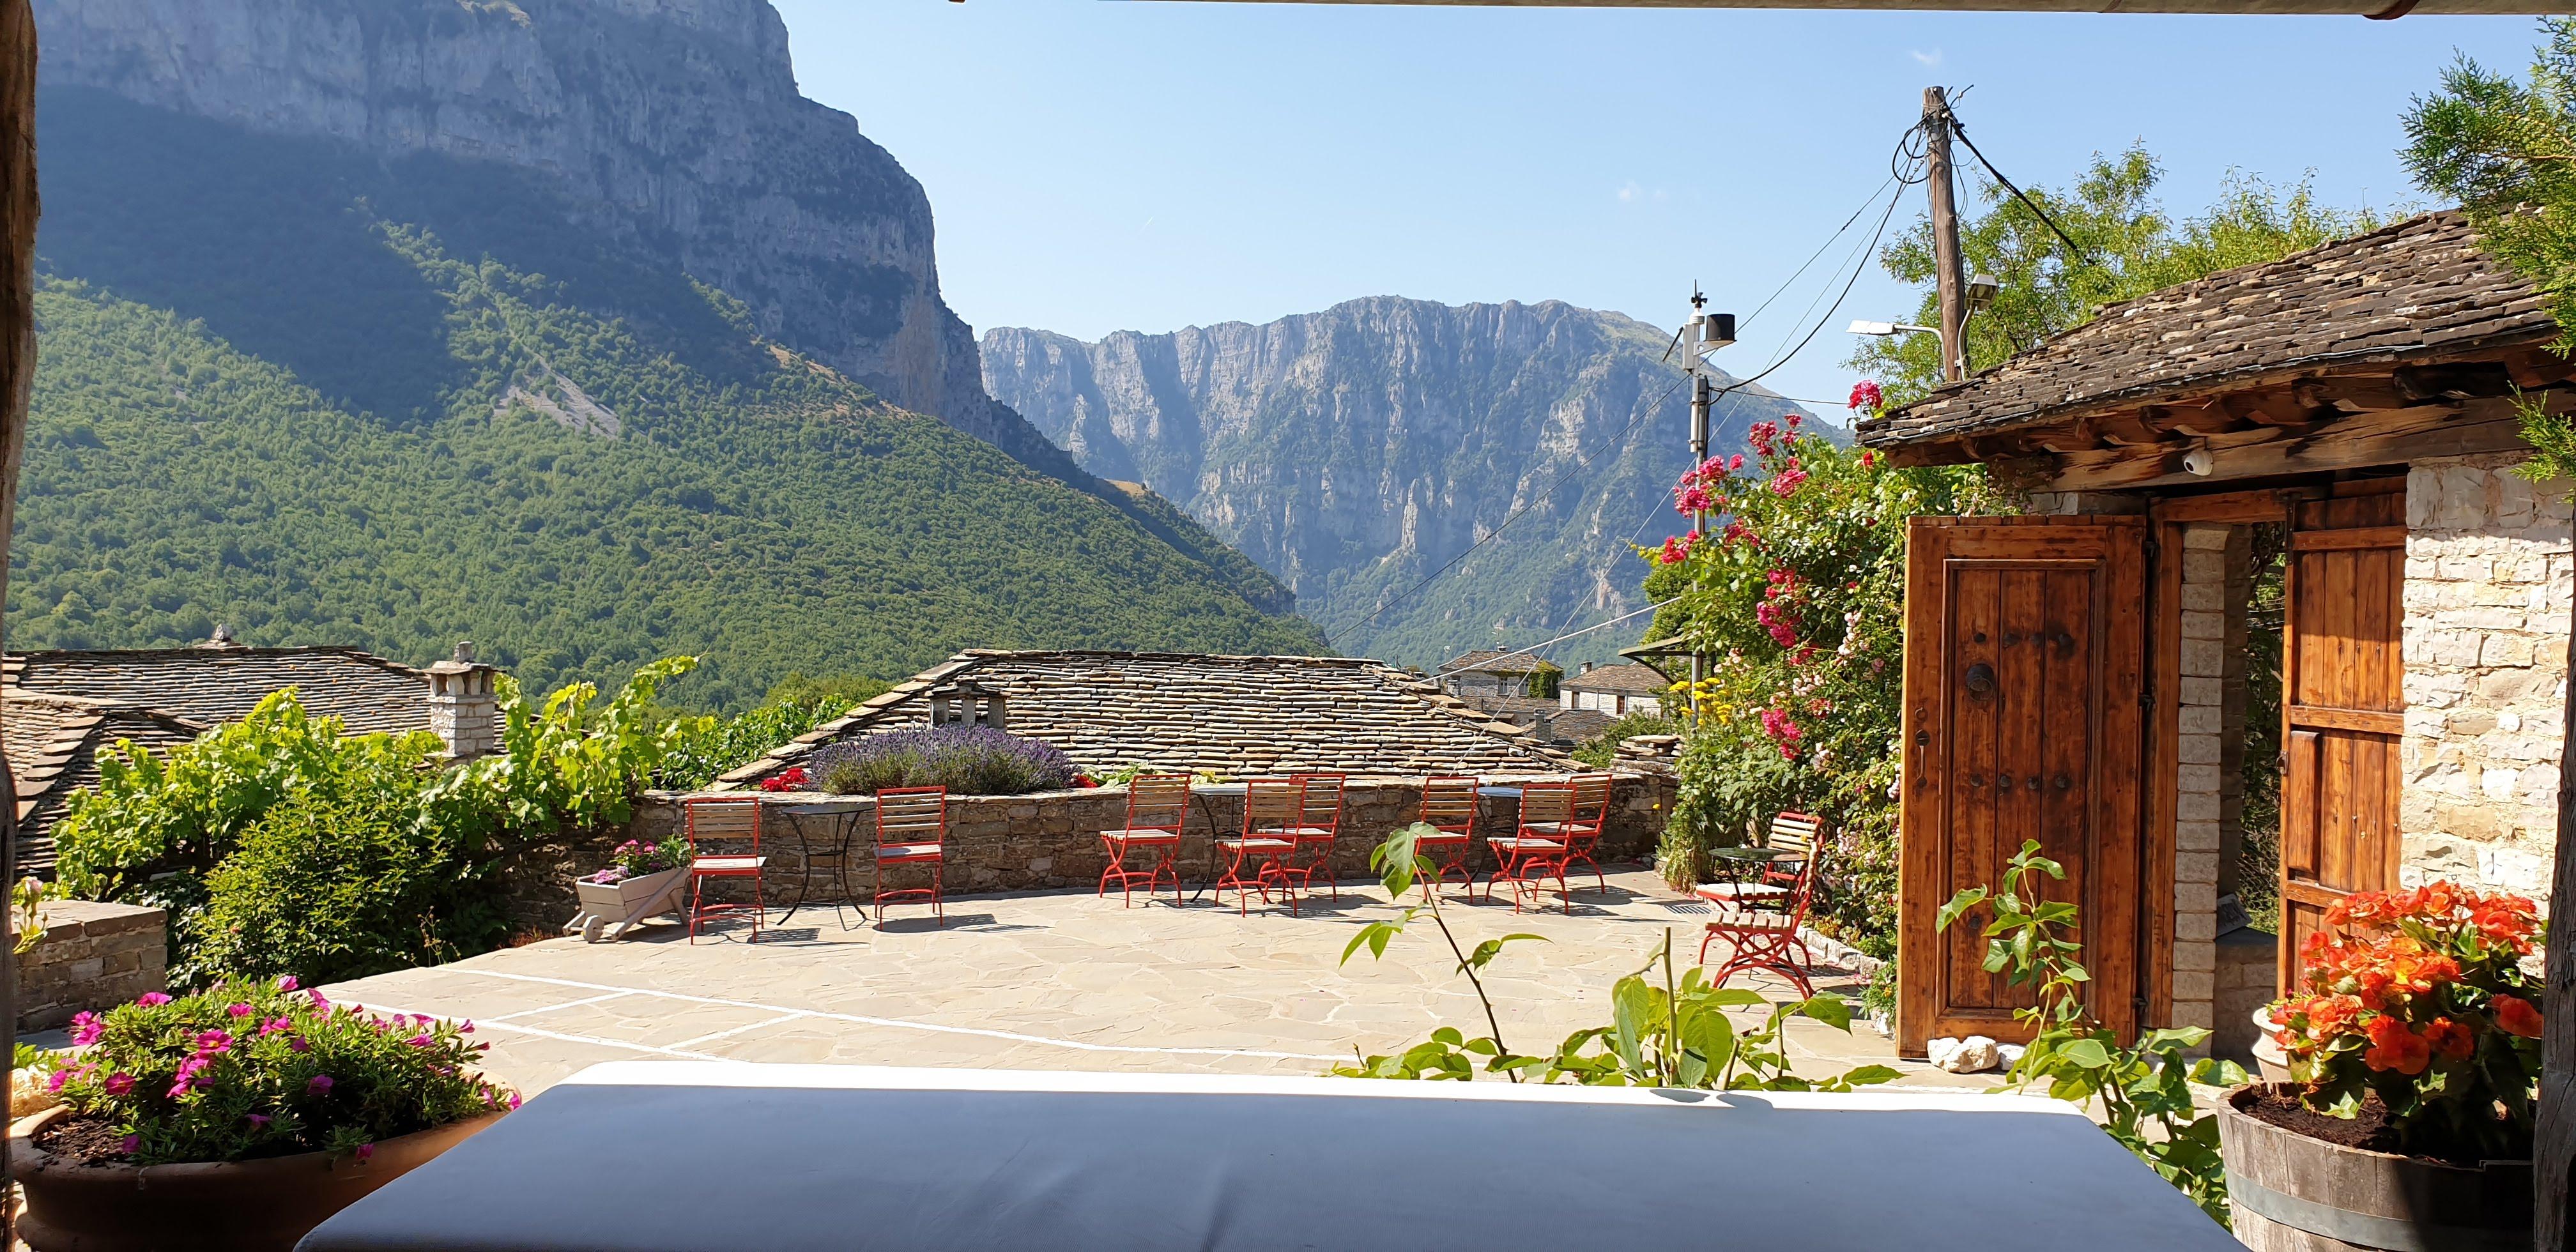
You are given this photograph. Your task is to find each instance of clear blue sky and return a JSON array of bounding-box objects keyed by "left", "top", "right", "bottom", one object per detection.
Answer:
[{"left": 774, "top": 2, "right": 2542, "bottom": 413}]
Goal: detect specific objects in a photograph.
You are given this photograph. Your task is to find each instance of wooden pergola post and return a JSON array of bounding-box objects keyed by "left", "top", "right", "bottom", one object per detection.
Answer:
[
  {"left": 2545, "top": 626, "right": 2575, "bottom": 1250},
  {"left": 0, "top": 0, "right": 34, "bottom": 1236}
]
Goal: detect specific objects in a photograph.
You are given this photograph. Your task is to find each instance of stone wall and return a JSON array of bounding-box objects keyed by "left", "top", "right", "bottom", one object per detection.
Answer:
[
  {"left": 2169, "top": 523, "right": 2232, "bottom": 1037},
  {"left": 17, "top": 899, "right": 165, "bottom": 1032},
  {"left": 500, "top": 774, "right": 1676, "bottom": 931},
  {"left": 2401, "top": 452, "right": 2573, "bottom": 902}
]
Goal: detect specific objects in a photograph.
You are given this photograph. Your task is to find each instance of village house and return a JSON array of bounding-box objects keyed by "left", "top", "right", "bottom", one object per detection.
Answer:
[
  {"left": 1856, "top": 210, "right": 2570, "bottom": 1060},
  {"left": 1560, "top": 660, "right": 1670, "bottom": 717},
  {"left": 1434, "top": 648, "right": 1553, "bottom": 703},
  {"left": 4, "top": 634, "right": 500, "bottom": 867}
]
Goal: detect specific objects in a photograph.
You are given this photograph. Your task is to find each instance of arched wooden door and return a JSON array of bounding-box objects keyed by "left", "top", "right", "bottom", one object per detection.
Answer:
[
  {"left": 1897, "top": 516, "right": 2148, "bottom": 1057},
  {"left": 2276, "top": 483, "right": 2406, "bottom": 993}
]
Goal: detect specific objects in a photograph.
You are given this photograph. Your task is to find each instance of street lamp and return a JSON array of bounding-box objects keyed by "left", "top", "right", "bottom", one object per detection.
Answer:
[{"left": 1847, "top": 319, "right": 1939, "bottom": 337}]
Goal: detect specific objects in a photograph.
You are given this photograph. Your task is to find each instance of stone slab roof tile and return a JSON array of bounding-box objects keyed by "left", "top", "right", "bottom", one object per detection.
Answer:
[
  {"left": 1563, "top": 662, "right": 1671, "bottom": 696},
  {"left": 1855, "top": 211, "right": 2556, "bottom": 449},
  {"left": 4, "top": 646, "right": 431, "bottom": 735},
  {"left": 721, "top": 650, "right": 1576, "bottom": 787},
  {"left": 4, "top": 691, "right": 207, "bottom": 873}
]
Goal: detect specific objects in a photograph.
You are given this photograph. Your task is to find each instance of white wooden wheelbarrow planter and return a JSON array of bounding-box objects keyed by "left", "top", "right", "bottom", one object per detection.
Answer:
[{"left": 564, "top": 867, "right": 689, "bottom": 943}]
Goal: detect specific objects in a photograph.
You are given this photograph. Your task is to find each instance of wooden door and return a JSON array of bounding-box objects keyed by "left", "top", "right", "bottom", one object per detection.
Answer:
[
  {"left": 2277, "top": 484, "right": 2406, "bottom": 993},
  {"left": 1897, "top": 517, "right": 2147, "bottom": 1057}
]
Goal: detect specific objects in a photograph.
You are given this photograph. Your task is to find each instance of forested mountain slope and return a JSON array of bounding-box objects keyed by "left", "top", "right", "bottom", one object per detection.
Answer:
[
  {"left": 985, "top": 299, "right": 1822, "bottom": 669},
  {"left": 17, "top": 85, "right": 1318, "bottom": 709}
]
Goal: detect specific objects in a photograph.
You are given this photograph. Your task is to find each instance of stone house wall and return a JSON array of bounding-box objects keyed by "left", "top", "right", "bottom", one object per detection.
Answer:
[
  {"left": 17, "top": 899, "right": 165, "bottom": 1032},
  {"left": 2400, "top": 452, "right": 2573, "bottom": 902},
  {"left": 497, "top": 774, "right": 1676, "bottom": 933}
]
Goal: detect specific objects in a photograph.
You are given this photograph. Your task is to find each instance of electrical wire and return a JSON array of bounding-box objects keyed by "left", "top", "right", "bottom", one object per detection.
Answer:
[
  {"left": 1429, "top": 597, "right": 1680, "bottom": 680},
  {"left": 1329, "top": 118, "right": 1929, "bottom": 657},
  {"left": 1947, "top": 112, "right": 2097, "bottom": 267}
]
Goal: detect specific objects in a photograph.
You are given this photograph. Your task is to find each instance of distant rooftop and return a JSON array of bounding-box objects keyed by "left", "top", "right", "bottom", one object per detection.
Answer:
[
  {"left": 1565, "top": 662, "right": 1671, "bottom": 696},
  {"left": 1438, "top": 648, "right": 1551, "bottom": 677},
  {"left": 5, "top": 641, "right": 432, "bottom": 735},
  {"left": 3, "top": 691, "right": 206, "bottom": 871},
  {"left": 718, "top": 650, "right": 1574, "bottom": 787}
]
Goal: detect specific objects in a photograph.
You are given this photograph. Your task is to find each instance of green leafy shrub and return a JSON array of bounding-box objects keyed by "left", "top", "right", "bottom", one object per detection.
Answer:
[
  {"left": 1940, "top": 840, "right": 2246, "bottom": 1224},
  {"left": 1643, "top": 416, "right": 1977, "bottom": 942},
  {"left": 190, "top": 785, "right": 498, "bottom": 987},
  {"left": 45, "top": 978, "right": 513, "bottom": 1165},
  {"left": 1330, "top": 825, "right": 1900, "bottom": 1092},
  {"left": 1568, "top": 712, "right": 1679, "bottom": 768},
  {"left": 57, "top": 659, "right": 707, "bottom": 987},
  {"left": 655, "top": 673, "right": 889, "bottom": 791}
]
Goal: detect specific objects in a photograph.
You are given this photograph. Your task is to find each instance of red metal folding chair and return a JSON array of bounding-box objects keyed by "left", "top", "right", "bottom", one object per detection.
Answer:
[
  {"left": 685, "top": 797, "right": 767, "bottom": 943},
  {"left": 1545, "top": 772, "right": 1615, "bottom": 894},
  {"left": 1698, "top": 843, "right": 1828, "bottom": 996},
  {"left": 1483, "top": 782, "right": 1575, "bottom": 915},
  {"left": 873, "top": 786, "right": 947, "bottom": 928},
  {"left": 1098, "top": 774, "right": 1192, "bottom": 906},
  {"left": 1696, "top": 812, "right": 1825, "bottom": 912},
  {"left": 1285, "top": 772, "right": 1347, "bottom": 900},
  {"left": 1215, "top": 777, "right": 1301, "bottom": 915},
  {"left": 1412, "top": 775, "right": 1478, "bottom": 901}
]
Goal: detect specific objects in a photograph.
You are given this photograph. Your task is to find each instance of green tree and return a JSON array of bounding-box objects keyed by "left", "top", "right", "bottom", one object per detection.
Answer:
[
  {"left": 2404, "top": 19, "right": 2576, "bottom": 480},
  {"left": 1851, "top": 148, "right": 2381, "bottom": 408}
]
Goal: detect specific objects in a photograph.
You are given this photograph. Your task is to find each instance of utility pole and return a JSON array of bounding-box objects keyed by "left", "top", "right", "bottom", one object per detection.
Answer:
[
  {"left": 1673, "top": 289, "right": 1733, "bottom": 719},
  {"left": 1924, "top": 86, "right": 1968, "bottom": 386}
]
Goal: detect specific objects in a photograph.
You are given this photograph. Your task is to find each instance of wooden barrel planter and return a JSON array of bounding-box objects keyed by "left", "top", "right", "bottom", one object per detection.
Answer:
[{"left": 2216, "top": 1084, "right": 2529, "bottom": 1251}]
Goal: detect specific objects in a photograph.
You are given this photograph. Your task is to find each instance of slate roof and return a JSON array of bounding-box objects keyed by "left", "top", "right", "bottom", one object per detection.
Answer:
[
  {"left": 4, "top": 691, "right": 207, "bottom": 872},
  {"left": 1564, "top": 662, "right": 1671, "bottom": 697},
  {"left": 1438, "top": 649, "right": 1552, "bottom": 678},
  {"left": 717, "top": 650, "right": 1576, "bottom": 787},
  {"left": 1856, "top": 211, "right": 2556, "bottom": 449},
  {"left": 1546, "top": 707, "right": 1621, "bottom": 744},
  {"left": 5, "top": 645, "right": 433, "bottom": 735}
]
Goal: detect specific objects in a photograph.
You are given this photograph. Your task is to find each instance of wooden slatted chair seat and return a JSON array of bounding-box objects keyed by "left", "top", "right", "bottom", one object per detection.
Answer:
[
  {"left": 684, "top": 797, "right": 768, "bottom": 944},
  {"left": 872, "top": 786, "right": 949, "bottom": 928},
  {"left": 1484, "top": 784, "right": 1576, "bottom": 915},
  {"left": 1099, "top": 774, "right": 1193, "bottom": 907},
  {"left": 1413, "top": 774, "right": 1482, "bottom": 900},
  {"left": 1218, "top": 778, "right": 1303, "bottom": 915}
]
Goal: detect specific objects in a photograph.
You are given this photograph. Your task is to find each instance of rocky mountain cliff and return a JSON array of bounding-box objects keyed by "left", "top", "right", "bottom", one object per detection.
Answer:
[
  {"left": 984, "top": 299, "right": 1822, "bottom": 669},
  {"left": 34, "top": 0, "right": 1071, "bottom": 474},
  {"left": 15, "top": 0, "right": 1317, "bottom": 705}
]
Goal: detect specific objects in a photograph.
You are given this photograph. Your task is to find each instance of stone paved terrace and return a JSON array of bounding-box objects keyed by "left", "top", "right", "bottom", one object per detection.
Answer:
[{"left": 319, "top": 869, "right": 1979, "bottom": 1097}]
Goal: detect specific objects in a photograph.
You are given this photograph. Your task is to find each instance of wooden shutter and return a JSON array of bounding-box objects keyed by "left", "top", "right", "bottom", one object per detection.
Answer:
[
  {"left": 2276, "top": 485, "right": 2406, "bottom": 993},
  {"left": 1897, "top": 517, "right": 2148, "bottom": 1056}
]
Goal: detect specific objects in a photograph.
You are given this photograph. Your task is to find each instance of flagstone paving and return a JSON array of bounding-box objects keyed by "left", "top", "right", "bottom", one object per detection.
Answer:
[{"left": 321, "top": 869, "right": 1986, "bottom": 1097}]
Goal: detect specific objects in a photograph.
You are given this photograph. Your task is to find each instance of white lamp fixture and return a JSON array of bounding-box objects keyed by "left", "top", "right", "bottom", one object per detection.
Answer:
[{"left": 1848, "top": 319, "right": 1940, "bottom": 337}]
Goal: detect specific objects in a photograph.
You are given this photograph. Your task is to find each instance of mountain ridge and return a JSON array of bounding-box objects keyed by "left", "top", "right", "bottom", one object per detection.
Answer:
[{"left": 983, "top": 296, "right": 1823, "bottom": 669}]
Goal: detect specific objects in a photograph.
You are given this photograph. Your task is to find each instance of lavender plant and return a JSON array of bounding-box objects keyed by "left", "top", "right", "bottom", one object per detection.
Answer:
[{"left": 808, "top": 724, "right": 1075, "bottom": 797}]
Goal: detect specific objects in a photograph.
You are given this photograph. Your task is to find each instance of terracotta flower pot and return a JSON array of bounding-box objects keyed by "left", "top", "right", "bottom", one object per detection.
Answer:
[
  {"left": 2216, "top": 1083, "right": 2529, "bottom": 1252},
  {"left": 10, "top": 1104, "right": 504, "bottom": 1252}
]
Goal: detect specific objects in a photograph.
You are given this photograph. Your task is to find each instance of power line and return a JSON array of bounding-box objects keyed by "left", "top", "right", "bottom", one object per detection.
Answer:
[
  {"left": 1429, "top": 597, "right": 1680, "bottom": 680},
  {"left": 1947, "top": 112, "right": 2097, "bottom": 267},
  {"left": 1330, "top": 119, "right": 1926, "bottom": 657}
]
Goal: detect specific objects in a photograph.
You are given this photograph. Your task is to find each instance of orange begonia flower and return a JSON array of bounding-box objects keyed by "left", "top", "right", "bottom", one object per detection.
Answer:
[
  {"left": 2422, "top": 1018, "right": 2474, "bottom": 1062},
  {"left": 2363, "top": 1016, "right": 2432, "bottom": 1076},
  {"left": 2496, "top": 995, "right": 2545, "bottom": 1040}
]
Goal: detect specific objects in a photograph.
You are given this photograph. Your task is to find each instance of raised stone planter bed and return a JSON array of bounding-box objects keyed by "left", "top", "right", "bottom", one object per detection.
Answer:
[{"left": 16, "top": 899, "right": 165, "bottom": 1032}]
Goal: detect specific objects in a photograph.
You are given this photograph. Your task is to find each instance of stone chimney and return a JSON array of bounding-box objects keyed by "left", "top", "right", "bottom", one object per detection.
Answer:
[
  {"left": 197, "top": 623, "right": 243, "bottom": 650},
  {"left": 1579, "top": 660, "right": 1596, "bottom": 675},
  {"left": 425, "top": 641, "right": 500, "bottom": 760},
  {"left": 926, "top": 678, "right": 1007, "bottom": 731}
]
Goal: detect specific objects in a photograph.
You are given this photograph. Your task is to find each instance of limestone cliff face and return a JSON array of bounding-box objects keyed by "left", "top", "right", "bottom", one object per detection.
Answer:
[
  {"left": 985, "top": 298, "right": 1822, "bottom": 668},
  {"left": 34, "top": 0, "right": 1035, "bottom": 459}
]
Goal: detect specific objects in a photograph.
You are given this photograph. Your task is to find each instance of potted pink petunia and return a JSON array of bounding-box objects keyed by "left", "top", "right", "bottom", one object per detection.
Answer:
[
  {"left": 12, "top": 978, "right": 514, "bottom": 1251},
  {"left": 565, "top": 833, "right": 690, "bottom": 942}
]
